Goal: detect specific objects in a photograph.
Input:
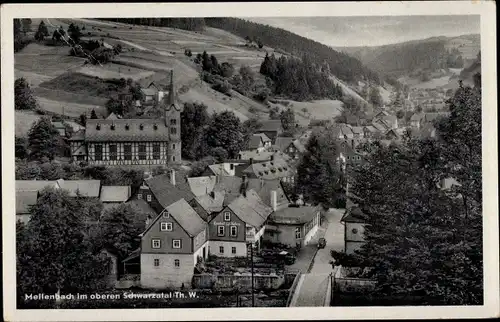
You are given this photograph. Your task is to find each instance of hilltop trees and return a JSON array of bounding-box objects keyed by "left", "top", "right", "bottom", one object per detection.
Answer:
[
  {"left": 260, "top": 53, "right": 343, "bottom": 101},
  {"left": 27, "top": 117, "right": 60, "bottom": 161},
  {"left": 34, "top": 21, "right": 50, "bottom": 42},
  {"left": 15, "top": 78, "right": 38, "bottom": 110}
]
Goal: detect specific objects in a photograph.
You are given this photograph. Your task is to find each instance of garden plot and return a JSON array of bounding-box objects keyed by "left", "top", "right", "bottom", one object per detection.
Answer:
[{"left": 76, "top": 63, "right": 155, "bottom": 81}]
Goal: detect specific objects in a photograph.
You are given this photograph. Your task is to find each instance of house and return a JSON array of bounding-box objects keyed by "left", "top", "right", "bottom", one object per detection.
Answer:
[
  {"left": 52, "top": 121, "right": 67, "bottom": 136},
  {"left": 362, "top": 125, "right": 378, "bottom": 138},
  {"left": 273, "top": 137, "right": 294, "bottom": 153},
  {"left": 201, "top": 161, "right": 250, "bottom": 177},
  {"left": 238, "top": 150, "right": 276, "bottom": 162},
  {"left": 373, "top": 110, "right": 390, "bottom": 119},
  {"left": 255, "top": 120, "right": 283, "bottom": 143},
  {"left": 207, "top": 189, "right": 273, "bottom": 257},
  {"left": 410, "top": 113, "right": 425, "bottom": 128},
  {"left": 15, "top": 179, "right": 102, "bottom": 222},
  {"left": 376, "top": 115, "right": 398, "bottom": 129},
  {"left": 351, "top": 126, "right": 364, "bottom": 139},
  {"left": 248, "top": 133, "right": 272, "bottom": 152},
  {"left": 213, "top": 176, "right": 244, "bottom": 206},
  {"left": 187, "top": 176, "right": 217, "bottom": 197},
  {"left": 241, "top": 157, "right": 294, "bottom": 184},
  {"left": 69, "top": 71, "right": 182, "bottom": 165},
  {"left": 264, "top": 206, "right": 321, "bottom": 248},
  {"left": 385, "top": 129, "right": 401, "bottom": 141},
  {"left": 341, "top": 206, "right": 367, "bottom": 254},
  {"left": 283, "top": 139, "right": 306, "bottom": 160},
  {"left": 245, "top": 177, "right": 289, "bottom": 211},
  {"left": 140, "top": 81, "right": 167, "bottom": 106},
  {"left": 340, "top": 124, "right": 354, "bottom": 139},
  {"left": 336, "top": 140, "right": 364, "bottom": 167},
  {"left": 422, "top": 112, "right": 450, "bottom": 124},
  {"left": 100, "top": 186, "right": 132, "bottom": 210},
  {"left": 139, "top": 198, "right": 208, "bottom": 289}
]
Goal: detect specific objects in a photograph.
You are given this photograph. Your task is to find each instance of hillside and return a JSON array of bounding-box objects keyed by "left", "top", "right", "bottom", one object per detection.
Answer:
[
  {"left": 16, "top": 18, "right": 381, "bottom": 137},
  {"left": 335, "top": 34, "right": 480, "bottom": 79}
]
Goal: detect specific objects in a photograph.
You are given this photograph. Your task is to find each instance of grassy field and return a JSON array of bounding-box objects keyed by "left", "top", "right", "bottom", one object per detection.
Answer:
[
  {"left": 76, "top": 63, "right": 155, "bottom": 81},
  {"left": 269, "top": 99, "right": 343, "bottom": 126},
  {"left": 14, "top": 70, "right": 53, "bottom": 88}
]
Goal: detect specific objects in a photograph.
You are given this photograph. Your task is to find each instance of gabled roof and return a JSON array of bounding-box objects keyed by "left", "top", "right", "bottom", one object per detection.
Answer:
[
  {"left": 258, "top": 120, "right": 282, "bottom": 132},
  {"left": 195, "top": 191, "right": 225, "bottom": 215},
  {"left": 55, "top": 179, "right": 101, "bottom": 197},
  {"left": 341, "top": 206, "right": 366, "bottom": 223},
  {"left": 410, "top": 113, "right": 425, "bottom": 122},
  {"left": 363, "top": 125, "right": 377, "bottom": 133},
  {"left": 238, "top": 150, "right": 275, "bottom": 161},
  {"left": 85, "top": 119, "right": 170, "bottom": 142},
  {"left": 206, "top": 164, "right": 231, "bottom": 176},
  {"left": 273, "top": 137, "right": 294, "bottom": 152},
  {"left": 246, "top": 178, "right": 289, "bottom": 209},
  {"left": 227, "top": 189, "right": 273, "bottom": 228},
  {"left": 126, "top": 199, "right": 157, "bottom": 218},
  {"left": 340, "top": 124, "right": 353, "bottom": 136},
  {"left": 100, "top": 186, "right": 131, "bottom": 203},
  {"left": 213, "top": 176, "right": 243, "bottom": 206},
  {"left": 16, "top": 190, "right": 39, "bottom": 214},
  {"left": 16, "top": 180, "right": 56, "bottom": 192},
  {"left": 254, "top": 133, "right": 271, "bottom": 142},
  {"left": 52, "top": 121, "right": 65, "bottom": 129},
  {"left": 291, "top": 139, "right": 306, "bottom": 153},
  {"left": 106, "top": 113, "right": 119, "bottom": 120},
  {"left": 165, "top": 198, "right": 206, "bottom": 237},
  {"left": 371, "top": 122, "right": 387, "bottom": 132},
  {"left": 270, "top": 205, "right": 320, "bottom": 225},
  {"left": 242, "top": 158, "right": 292, "bottom": 180},
  {"left": 141, "top": 88, "right": 157, "bottom": 96},
  {"left": 248, "top": 135, "right": 265, "bottom": 149},
  {"left": 69, "top": 129, "right": 86, "bottom": 141},
  {"left": 145, "top": 174, "right": 195, "bottom": 210},
  {"left": 351, "top": 126, "right": 364, "bottom": 135},
  {"left": 187, "top": 176, "right": 217, "bottom": 197}
]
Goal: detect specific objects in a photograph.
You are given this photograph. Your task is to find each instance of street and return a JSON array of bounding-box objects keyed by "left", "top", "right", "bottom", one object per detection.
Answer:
[{"left": 290, "top": 208, "right": 345, "bottom": 306}]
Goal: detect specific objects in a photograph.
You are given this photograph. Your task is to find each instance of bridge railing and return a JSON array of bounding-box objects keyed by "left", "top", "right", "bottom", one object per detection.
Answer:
[{"left": 285, "top": 272, "right": 302, "bottom": 307}]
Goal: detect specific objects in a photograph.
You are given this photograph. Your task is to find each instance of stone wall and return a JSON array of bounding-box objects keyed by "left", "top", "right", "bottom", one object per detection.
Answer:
[{"left": 192, "top": 273, "right": 285, "bottom": 290}]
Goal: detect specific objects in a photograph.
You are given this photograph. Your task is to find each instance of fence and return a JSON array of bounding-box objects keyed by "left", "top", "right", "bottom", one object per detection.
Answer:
[
  {"left": 192, "top": 273, "right": 285, "bottom": 291},
  {"left": 285, "top": 273, "right": 302, "bottom": 307}
]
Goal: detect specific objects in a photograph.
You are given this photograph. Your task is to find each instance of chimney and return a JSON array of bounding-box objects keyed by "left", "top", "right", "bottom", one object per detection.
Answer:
[
  {"left": 170, "top": 169, "right": 176, "bottom": 186},
  {"left": 270, "top": 154, "right": 274, "bottom": 161},
  {"left": 249, "top": 158, "right": 254, "bottom": 164},
  {"left": 271, "top": 190, "right": 277, "bottom": 211}
]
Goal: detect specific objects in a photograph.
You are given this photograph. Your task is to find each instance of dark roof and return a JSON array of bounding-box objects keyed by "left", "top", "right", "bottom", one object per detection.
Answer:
[
  {"left": 341, "top": 207, "right": 366, "bottom": 223},
  {"left": 213, "top": 176, "right": 243, "bottom": 206},
  {"left": 145, "top": 174, "right": 195, "bottom": 210},
  {"left": 188, "top": 198, "right": 210, "bottom": 221},
  {"left": 100, "top": 186, "right": 131, "bottom": 203},
  {"left": 166, "top": 199, "right": 206, "bottom": 236},
  {"left": 270, "top": 206, "right": 320, "bottom": 225},
  {"left": 248, "top": 135, "right": 264, "bottom": 149},
  {"left": 69, "top": 129, "right": 86, "bottom": 141},
  {"left": 227, "top": 190, "right": 273, "bottom": 228},
  {"left": 258, "top": 120, "right": 282, "bottom": 132},
  {"left": 85, "top": 119, "right": 170, "bottom": 142},
  {"left": 246, "top": 178, "right": 289, "bottom": 209},
  {"left": 242, "top": 158, "right": 292, "bottom": 180}
]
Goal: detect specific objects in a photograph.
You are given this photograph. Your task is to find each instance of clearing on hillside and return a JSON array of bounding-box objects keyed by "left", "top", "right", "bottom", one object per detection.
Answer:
[{"left": 76, "top": 63, "right": 155, "bottom": 81}]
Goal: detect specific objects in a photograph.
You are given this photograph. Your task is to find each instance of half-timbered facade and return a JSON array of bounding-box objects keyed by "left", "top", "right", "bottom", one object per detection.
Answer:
[{"left": 69, "top": 71, "right": 182, "bottom": 166}]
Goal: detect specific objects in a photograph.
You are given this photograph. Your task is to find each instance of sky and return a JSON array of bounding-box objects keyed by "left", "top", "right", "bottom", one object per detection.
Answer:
[{"left": 247, "top": 16, "right": 480, "bottom": 47}]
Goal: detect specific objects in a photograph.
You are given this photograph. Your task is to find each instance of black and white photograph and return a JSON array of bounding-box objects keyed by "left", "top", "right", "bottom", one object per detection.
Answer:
[{"left": 2, "top": 1, "right": 498, "bottom": 321}]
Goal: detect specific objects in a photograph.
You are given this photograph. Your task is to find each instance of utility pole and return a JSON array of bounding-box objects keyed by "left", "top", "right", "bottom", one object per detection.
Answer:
[{"left": 251, "top": 243, "right": 255, "bottom": 307}]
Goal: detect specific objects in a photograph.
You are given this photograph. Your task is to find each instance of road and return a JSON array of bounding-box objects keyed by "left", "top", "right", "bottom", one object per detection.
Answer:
[{"left": 290, "top": 208, "right": 345, "bottom": 307}]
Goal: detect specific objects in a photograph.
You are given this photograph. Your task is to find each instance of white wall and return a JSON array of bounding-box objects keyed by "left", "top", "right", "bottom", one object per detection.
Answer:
[
  {"left": 208, "top": 240, "right": 247, "bottom": 258},
  {"left": 345, "top": 222, "right": 365, "bottom": 242},
  {"left": 141, "top": 253, "right": 194, "bottom": 289}
]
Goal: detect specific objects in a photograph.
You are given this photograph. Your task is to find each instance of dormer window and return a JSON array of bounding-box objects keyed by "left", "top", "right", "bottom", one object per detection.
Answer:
[
  {"left": 139, "top": 124, "right": 144, "bottom": 130},
  {"left": 96, "top": 124, "right": 101, "bottom": 130},
  {"left": 125, "top": 124, "right": 130, "bottom": 130},
  {"left": 110, "top": 124, "right": 115, "bottom": 130},
  {"left": 153, "top": 124, "right": 158, "bottom": 130}
]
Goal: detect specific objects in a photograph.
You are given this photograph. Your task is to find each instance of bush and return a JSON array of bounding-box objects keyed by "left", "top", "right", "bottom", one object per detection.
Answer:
[{"left": 212, "top": 81, "right": 232, "bottom": 96}]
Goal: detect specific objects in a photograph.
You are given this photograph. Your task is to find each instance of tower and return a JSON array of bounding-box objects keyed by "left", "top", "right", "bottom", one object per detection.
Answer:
[{"left": 164, "top": 70, "right": 182, "bottom": 164}]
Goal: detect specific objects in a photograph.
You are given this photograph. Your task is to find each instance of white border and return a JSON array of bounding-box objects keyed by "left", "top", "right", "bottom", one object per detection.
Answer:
[{"left": 2, "top": 1, "right": 498, "bottom": 321}]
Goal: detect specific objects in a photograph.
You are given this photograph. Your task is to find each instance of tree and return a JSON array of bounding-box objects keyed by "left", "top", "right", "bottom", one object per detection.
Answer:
[
  {"left": 92, "top": 204, "right": 144, "bottom": 260},
  {"left": 34, "top": 20, "right": 49, "bottom": 41},
  {"left": 269, "top": 106, "right": 280, "bottom": 120},
  {"left": 296, "top": 130, "right": 344, "bottom": 207},
  {"left": 209, "top": 147, "right": 229, "bottom": 162},
  {"left": 27, "top": 117, "right": 60, "bottom": 161},
  {"left": 67, "top": 23, "right": 82, "bottom": 44},
  {"left": 15, "top": 137, "right": 28, "bottom": 159},
  {"left": 242, "top": 117, "right": 263, "bottom": 147},
  {"left": 238, "top": 65, "right": 255, "bottom": 94},
  {"left": 280, "top": 108, "right": 296, "bottom": 132},
  {"left": 257, "top": 40, "right": 264, "bottom": 49},
  {"left": 52, "top": 26, "right": 66, "bottom": 44},
  {"left": 369, "top": 86, "right": 383, "bottom": 108},
  {"left": 350, "top": 82, "right": 482, "bottom": 305},
  {"left": 17, "top": 188, "right": 109, "bottom": 301},
  {"left": 90, "top": 109, "right": 98, "bottom": 119},
  {"left": 204, "top": 111, "right": 244, "bottom": 159},
  {"left": 189, "top": 156, "right": 216, "bottom": 177},
  {"left": 181, "top": 102, "right": 211, "bottom": 160},
  {"left": 220, "top": 62, "right": 235, "bottom": 78},
  {"left": 15, "top": 78, "right": 38, "bottom": 110}
]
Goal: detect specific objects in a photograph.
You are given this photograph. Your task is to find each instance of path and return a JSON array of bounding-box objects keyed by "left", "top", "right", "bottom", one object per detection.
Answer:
[{"left": 289, "top": 208, "right": 345, "bottom": 307}]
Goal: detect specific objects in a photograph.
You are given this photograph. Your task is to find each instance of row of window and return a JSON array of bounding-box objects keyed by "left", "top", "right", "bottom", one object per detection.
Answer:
[
  {"left": 151, "top": 238, "right": 181, "bottom": 249},
  {"left": 138, "top": 193, "right": 152, "bottom": 202},
  {"left": 217, "top": 225, "right": 238, "bottom": 237},
  {"left": 219, "top": 246, "right": 237, "bottom": 254},
  {"left": 347, "top": 155, "right": 362, "bottom": 161},
  {"left": 153, "top": 258, "right": 180, "bottom": 267},
  {"left": 93, "top": 143, "right": 176, "bottom": 161}
]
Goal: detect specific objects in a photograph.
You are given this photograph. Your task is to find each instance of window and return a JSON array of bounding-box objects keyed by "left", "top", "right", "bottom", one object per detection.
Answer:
[
  {"left": 109, "top": 144, "right": 117, "bottom": 160},
  {"left": 146, "top": 194, "right": 152, "bottom": 202},
  {"left": 76, "top": 155, "right": 85, "bottom": 161},
  {"left": 172, "top": 143, "right": 176, "bottom": 150},
  {"left": 160, "top": 222, "right": 172, "bottom": 231},
  {"left": 94, "top": 144, "right": 103, "bottom": 161},
  {"left": 124, "top": 144, "right": 132, "bottom": 160},
  {"left": 224, "top": 212, "right": 231, "bottom": 221},
  {"left": 170, "top": 127, "right": 177, "bottom": 135},
  {"left": 219, "top": 246, "right": 224, "bottom": 254},
  {"left": 174, "top": 259, "right": 180, "bottom": 267},
  {"left": 170, "top": 119, "right": 177, "bottom": 125},
  {"left": 152, "top": 143, "right": 160, "bottom": 159},
  {"left": 172, "top": 156, "right": 176, "bottom": 162},
  {"left": 172, "top": 239, "right": 181, "bottom": 249},
  {"left": 230, "top": 226, "right": 237, "bottom": 237},
  {"left": 152, "top": 239, "right": 161, "bottom": 249},
  {"left": 295, "top": 227, "right": 301, "bottom": 239},
  {"left": 217, "top": 225, "right": 225, "bottom": 236},
  {"left": 138, "top": 193, "right": 143, "bottom": 200},
  {"left": 138, "top": 144, "right": 146, "bottom": 160},
  {"left": 352, "top": 228, "right": 358, "bottom": 234},
  {"left": 357, "top": 156, "right": 361, "bottom": 160},
  {"left": 154, "top": 258, "right": 160, "bottom": 267},
  {"left": 347, "top": 156, "right": 350, "bottom": 160},
  {"left": 232, "top": 247, "right": 236, "bottom": 254},
  {"left": 230, "top": 164, "right": 234, "bottom": 170}
]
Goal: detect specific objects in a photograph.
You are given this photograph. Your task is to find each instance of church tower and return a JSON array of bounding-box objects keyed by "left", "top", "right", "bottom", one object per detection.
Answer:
[{"left": 164, "top": 70, "right": 182, "bottom": 164}]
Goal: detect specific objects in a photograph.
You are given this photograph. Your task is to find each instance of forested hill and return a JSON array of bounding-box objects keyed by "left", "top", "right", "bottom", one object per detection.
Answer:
[
  {"left": 335, "top": 34, "right": 480, "bottom": 78},
  {"left": 98, "top": 17, "right": 382, "bottom": 86},
  {"left": 204, "top": 18, "right": 381, "bottom": 85}
]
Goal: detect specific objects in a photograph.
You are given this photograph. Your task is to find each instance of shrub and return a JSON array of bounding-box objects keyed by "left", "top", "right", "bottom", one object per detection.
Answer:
[{"left": 212, "top": 81, "right": 232, "bottom": 96}]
